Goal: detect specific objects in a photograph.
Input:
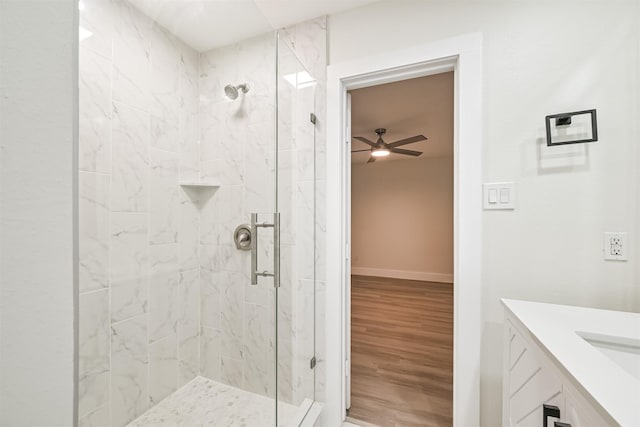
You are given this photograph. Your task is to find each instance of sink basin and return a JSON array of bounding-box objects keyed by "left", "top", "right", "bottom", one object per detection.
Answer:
[{"left": 579, "top": 332, "right": 640, "bottom": 381}]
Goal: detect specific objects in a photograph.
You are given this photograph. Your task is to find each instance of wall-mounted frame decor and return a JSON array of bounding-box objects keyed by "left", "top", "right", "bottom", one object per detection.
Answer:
[{"left": 545, "top": 109, "right": 598, "bottom": 146}]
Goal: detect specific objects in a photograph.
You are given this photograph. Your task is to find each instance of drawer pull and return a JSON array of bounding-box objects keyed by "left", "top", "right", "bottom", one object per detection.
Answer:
[
  {"left": 543, "top": 404, "right": 561, "bottom": 427},
  {"left": 554, "top": 423, "right": 571, "bottom": 427}
]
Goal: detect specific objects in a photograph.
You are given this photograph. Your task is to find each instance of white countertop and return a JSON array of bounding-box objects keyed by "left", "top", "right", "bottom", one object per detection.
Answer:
[{"left": 501, "top": 299, "right": 640, "bottom": 427}]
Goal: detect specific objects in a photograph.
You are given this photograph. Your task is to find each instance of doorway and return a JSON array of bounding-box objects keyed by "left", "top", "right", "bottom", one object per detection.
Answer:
[
  {"left": 346, "top": 73, "right": 454, "bottom": 426},
  {"left": 325, "top": 34, "right": 483, "bottom": 427}
]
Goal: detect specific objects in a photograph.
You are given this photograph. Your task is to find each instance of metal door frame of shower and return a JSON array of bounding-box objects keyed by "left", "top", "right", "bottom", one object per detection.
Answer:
[{"left": 325, "top": 33, "right": 483, "bottom": 427}]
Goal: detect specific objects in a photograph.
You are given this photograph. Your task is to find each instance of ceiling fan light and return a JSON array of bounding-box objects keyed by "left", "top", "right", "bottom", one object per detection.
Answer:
[{"left": 371, "top": 148, "right": 390, "bottom": 157}]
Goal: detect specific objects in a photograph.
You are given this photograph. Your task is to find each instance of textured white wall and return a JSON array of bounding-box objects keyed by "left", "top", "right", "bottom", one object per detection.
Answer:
[
  {"left": 351, "top": 157, "right": 454, "bottom": 280},
  {"left": 329, "top": 1, "right": 640, "bottom": 425},
  {"left": 0, "top": 1, "right": 77, "bottom": 425}
]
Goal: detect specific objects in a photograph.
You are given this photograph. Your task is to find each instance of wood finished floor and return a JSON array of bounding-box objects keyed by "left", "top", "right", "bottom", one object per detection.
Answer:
[{"left": 349, "top": 275, "right": 453, "bottom": 427}]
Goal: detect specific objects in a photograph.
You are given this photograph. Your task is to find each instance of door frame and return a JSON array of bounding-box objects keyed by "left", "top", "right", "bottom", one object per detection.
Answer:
[{"left": 325, "top": 33, "right": 483, "bottom": 427}]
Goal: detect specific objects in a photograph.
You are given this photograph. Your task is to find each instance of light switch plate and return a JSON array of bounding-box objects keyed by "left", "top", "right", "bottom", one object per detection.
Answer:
[{"left": 483, "top": 182, "right": 515, "bottom": 210}]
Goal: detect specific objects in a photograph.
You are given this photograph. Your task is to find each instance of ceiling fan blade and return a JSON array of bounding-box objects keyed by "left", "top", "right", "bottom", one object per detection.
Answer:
[
  {"left": 353, "top": 136, "right": 378, "bottom": 147},
  {"left": 351, "top": 149, "right": 371, "bottom": 153},
  {"left": 391, "top": 147, "right": 422, "bottom": 156},
  {"left": 388, "top": 135, "right": 427, "bottom": 148},
  {"left": 367, "top": 156, "right": 376, "bottom": 163}
]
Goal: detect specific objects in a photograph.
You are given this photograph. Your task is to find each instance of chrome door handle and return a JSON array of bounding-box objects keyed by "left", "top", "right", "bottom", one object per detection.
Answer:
[{"left": 250, "top": 212, "right": 280, "bottom": 287}]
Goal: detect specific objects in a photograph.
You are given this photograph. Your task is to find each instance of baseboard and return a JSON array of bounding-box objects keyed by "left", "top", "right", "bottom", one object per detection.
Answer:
[{"left": 351, "top": 267, "right": 453, "bottom": 284}]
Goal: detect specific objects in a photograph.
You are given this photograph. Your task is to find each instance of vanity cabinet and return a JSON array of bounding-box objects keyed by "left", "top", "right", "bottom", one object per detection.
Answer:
[{"left": 502, "top": 311, "right": 615, "bottom": 427}]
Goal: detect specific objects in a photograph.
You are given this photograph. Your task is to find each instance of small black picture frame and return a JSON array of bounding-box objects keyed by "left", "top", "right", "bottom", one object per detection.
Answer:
[{"left": 545, "top": 109, "right": 598, "bottom": 146}]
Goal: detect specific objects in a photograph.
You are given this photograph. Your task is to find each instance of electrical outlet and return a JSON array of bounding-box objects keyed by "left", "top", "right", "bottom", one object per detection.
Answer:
[{"left": 604, "top": 232, "right": 627, "bottom": 261}]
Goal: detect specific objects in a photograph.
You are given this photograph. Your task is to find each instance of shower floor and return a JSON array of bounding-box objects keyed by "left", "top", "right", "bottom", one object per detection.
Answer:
[{"left": 127, "top": 376, "right": 299, "bottom": 427}]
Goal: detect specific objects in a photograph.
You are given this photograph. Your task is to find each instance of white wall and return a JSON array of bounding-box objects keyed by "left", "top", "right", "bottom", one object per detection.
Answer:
[
  {"left": 329, "top": 1, "right": 640, "bottom": 425},
  {"left": 0, "top": 1, "right": 77, "bottom": 425},
  {"left": 351, "top": 157, "right": 453, "bottom": 282}
]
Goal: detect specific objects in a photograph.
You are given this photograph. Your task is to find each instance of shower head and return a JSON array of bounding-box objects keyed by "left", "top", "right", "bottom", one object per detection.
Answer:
[{"left": 224, "top": 83, "right": 250, "bottom": 100}]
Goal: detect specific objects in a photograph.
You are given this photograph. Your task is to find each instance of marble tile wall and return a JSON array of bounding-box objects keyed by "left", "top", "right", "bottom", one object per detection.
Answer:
[
  {"left": 78, "top": 1, "right": 201, "bottom": 425},
  {"left": 197, "top": 32, "right": 277, "bottom": 399}
]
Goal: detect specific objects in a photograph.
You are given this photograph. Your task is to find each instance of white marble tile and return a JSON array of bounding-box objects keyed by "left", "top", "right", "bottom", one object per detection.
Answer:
[
  {"left": 149, "top": 334, "right": 178, "bottom": 405},
  {"left": 111, "top": 102, "right": 149, "bottom": 212},
  {"left": 198, "top": 243, "right": 216, "bottom": 273},
  {"left": 314, "top": 280, "right": 326, "bottom": 401},
  {"left": 276, "top": 249, "right": 293, "bottom": 343},
  {"left": 200, "top": 119, "right": 245, "bottom": 186},
  {"left": 150, "top": 115, "right": 180, "bottom": 153},
  {"left": 244, "top": 271, "right": 268, "bottom": 307},
  {"left": 79, "top": 47, "right": 111, "bottom": 174},
  {"left": 198, "top": 186, "right": 222, "bottom": 246},
  {"left": 79, "top": 289, "right": 110, "bottom": 381},
  {"left": 296, "top": 181, "right": 315, "bottom": 281},
  {"left": 293, "top": 279, "right": 315, "bottom": 404},
  {"left": 221, "top": 357, "right": 243, "bottom": 389},
  {"left": 178, "top": 269, "right": 200, "bottom": 387},
  {"left": 277, "top": 150, "right": 296, "bottom": 246},
  {"left": 178, "top": 111, "right": 199, "bottom": 183},
  {"left": 175, "top": 33, "right": 200, "bottom": 182},
  {"left": 243, "top": 303, "right": 271, "bottom": 396},
  {"left": 198, "top": 44, "right": 238, "bottom": 107},
  {"left": 220, "top": 186, "right": 244, "bottom": 244},
  {"left": 178, "top": 334, "right": 200, "bottom": 389},
  {"left": 79, "top": 171, "right": 110, "bottom": 293},
  {"left": 111, "top": 315, "right": 148, "bottom": 427},
  {"left": 315, "top": 182, "right": 327, "bottom": 282},
  {"left": 149, "top": 244, "right": 179, "bottom": 342},
  {"left": 79, "top": 0, "right": 115, "bottom": 59},
  {"left": 293, "top": 85, "right": 316, "bottom": 153},
  {"left": 178, "top": 269, "right": 200, "bottom": 331},
  {"left": 296, "top": 149, "right": 315, "bottom": 183},
  {"left": 112, "top": 277, "right": 148, "bottom": 324},
  {"left": 128, "top": 377, "right": 299, "bottom": 427},
  {"left": 220, "top": 271, "right": 244, "bottom": 360},
  {"left": 79, "top": 371, "right": 110, "bottom": 420},
  {"left": 178, "top": 190, "right": 200, "bottom": 271},
  {"left": 79, "top": 289, "right": 110, "bottom": 417},
  {"left": 112, "top": 0, "right": 150, "bottom": 111},
  {"left": 78, "top": 404, "right": 109, "bottom": 427},
  {"left": 218, "top": 243, "right": 243, "bottom": 273},
  {"left": 200, "top": 327, "right": 221, "bottom": 381},
  {"left": 200, "top": 269, "right": 221, "bottom": 330},
  {"left": 149, "top": 149, "right": 179, "bottom": 245},
  {"left": 110, "top": 213, "right": 148, "bottom": 276},
  {"left": 245, "top": 124, "right": 275, "bottom": 215},
  {"left": 179, "top": 42, "right": 199, "bottom": 115},
  {"left": 277, "top": 338, "right": 293, "bottom": 404},
  {"left": 289, "top": 17, "right": 327, "bottom": 82},
  {"left": 150, "top": 23, "right": 180, "bottom": 122}
]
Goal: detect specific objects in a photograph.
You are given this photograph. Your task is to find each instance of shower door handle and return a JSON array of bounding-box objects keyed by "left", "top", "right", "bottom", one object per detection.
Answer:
[{"left": 250, "top": 212, "right": 280, "bottom": 288}]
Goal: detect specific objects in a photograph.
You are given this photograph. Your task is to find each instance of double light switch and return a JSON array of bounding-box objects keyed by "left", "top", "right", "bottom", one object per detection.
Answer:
[{"left": 483, "top": 182, "right": 515, "bottom": 210}]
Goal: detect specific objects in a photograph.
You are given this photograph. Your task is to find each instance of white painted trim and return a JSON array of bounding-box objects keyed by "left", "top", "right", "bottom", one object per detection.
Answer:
[
  {"left": 325, "top": 33, "right": 483, "bottom": 427},
  {"left": 351, "top": 267, "right": 454, "bottom": 284}
]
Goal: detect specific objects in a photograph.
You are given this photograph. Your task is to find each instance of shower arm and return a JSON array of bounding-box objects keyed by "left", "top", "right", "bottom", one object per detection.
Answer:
[{"left": 250, "top": 213, "right": 280, "bottom": 288}]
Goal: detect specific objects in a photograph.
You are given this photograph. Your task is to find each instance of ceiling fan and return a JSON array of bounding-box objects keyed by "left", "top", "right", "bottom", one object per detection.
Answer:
[{"left": 352, "top": 128, "right": 427, "bottom": 163}]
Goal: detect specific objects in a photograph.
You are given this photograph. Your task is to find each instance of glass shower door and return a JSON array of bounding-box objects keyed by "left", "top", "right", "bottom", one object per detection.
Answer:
[{"left": 274, "top": 34, "right": 317, "bottom": 424}]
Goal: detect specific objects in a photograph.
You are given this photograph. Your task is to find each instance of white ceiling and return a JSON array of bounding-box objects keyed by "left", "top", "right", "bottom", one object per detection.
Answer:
[
  {"left": 126, "top": 0, "right": 379, "bottom": 52},
  {"left": 350, "top": 72, "right": 454, "bottom": 164}
]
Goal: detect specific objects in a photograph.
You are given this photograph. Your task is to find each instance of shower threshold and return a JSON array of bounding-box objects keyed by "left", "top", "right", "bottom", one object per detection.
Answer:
[{"left": 127, "top": 376, "right": 302, "bottom": 427}]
